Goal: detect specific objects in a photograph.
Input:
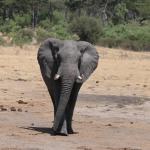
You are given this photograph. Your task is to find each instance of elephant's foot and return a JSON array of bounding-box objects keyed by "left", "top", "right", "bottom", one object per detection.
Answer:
[
  {"left": 67, "top": 127, "right": 78, "bottom": 134},
  {"left": 52, "top": 127, "right": 68, "bottom": 136},
  {"left": 52, "top": 131, "right": 68, "bottom": 136},
  {"left": 68, "top": 130, "right": 78, "bottom": 134},
  {"left": 53, "top": 131, "right": 68, "bottom": 136},
  {"left": 52, "top": 118, "right": 69, "bottom": 136},
  {"left": 67, "top": 128, "right": 74, "bottom": 134}
]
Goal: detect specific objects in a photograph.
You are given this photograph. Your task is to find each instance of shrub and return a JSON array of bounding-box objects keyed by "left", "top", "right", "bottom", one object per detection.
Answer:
[
  {"left": 0, "top": 36, "right": 5, "bottom": 45},
  {"left": 14, "top": 14, "right": 31, "bottom": 27},
  {"left": 37, "top": 11, "right": 75, "bottom": 42},
  {"left": 50, "top": 24, "right": 73, "bottom": 40},
  {"left": 69, "top": 16, "right": 103, "bottom": 44},
  {"left": 36, "top": 23, "right": 78, "bottom": 42},
  {"left": 11, "top": 28, "right": 34, "bottom": 46},
  {"left": 36, "top": 12, "right": 78, "bottom": 42},
  {"left": 0, "top": 14, "right": 31, "bottom": 34},
  {"left": 99, "top": 23, "right": 150, "bottom": 51},
  {"left": 36, "top": 27, "right": 52, "bottom": 42},
  {"left": 0, "top": 20, "right": 21, "bottom": 33},
  {"left": 112, "top": 2, "right": 128, "bottom": 24},
  {"left": 39, "top": 19, "right": 53, "bottom": 30},
  {"left": 52, "top": 11, "right": 66, "bottom": 24}
]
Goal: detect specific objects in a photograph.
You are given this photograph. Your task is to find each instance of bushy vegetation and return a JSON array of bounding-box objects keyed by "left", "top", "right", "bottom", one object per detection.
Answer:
[
  {"left": 0, "top": 36, "right": 5, "bottom": 45},
  {"left": 10, "top": 28, "right": 34, "bottom": 46},
  {"left": 70, "top": 16, "right": 102, "bottom": 43},
  {"left": 0, "top": 0, "right": 149, "bottom": 51},
  {"left": 99, "top": 23, "right": 150, "bottom": 51}
]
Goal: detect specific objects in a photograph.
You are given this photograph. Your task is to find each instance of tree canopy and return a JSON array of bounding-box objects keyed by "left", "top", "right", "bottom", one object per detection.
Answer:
[{"left": 0, "top": 0, "right": 149, "bottom": 50}]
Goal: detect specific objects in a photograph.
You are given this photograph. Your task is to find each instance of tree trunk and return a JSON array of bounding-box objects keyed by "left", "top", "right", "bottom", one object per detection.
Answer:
[
  {"left": 2, "top": 7, "right": 7, "bottom": 20},
  {"left": 32, "top": 2, "right": 38, "bottom": 29},
  {"left": 48, "top": 0, "right": 53, "bottom": 22}
]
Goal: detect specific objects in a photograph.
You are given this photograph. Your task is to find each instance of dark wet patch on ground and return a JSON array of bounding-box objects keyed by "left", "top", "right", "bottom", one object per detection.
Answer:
[
  {"left": 107, "top": 148, "right": 141, "bottom": 150},
  {"left": 79, "top": 94, "right": 150, "bottom": 106}
]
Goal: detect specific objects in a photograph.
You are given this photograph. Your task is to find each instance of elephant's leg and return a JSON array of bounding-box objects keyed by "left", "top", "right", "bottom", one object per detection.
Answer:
[
  {"left": 42, "top": 75, "right": 61, "bottom": 120},
  {"left": 54, "top": 114, "right": 68, "bottom": 136},
  {"left": 66, "top": 83, "right": 82, "bottom": 134},
  {"left": 53, "top": 94, "right": 69, "bottom": 135},
  {"left": 42, "top": 77, "right": 55, "bottom": 112},
  {"left": 45, "top": 79, "right": 68, "bottom": 136},
  {"left": 47, "top": 87, "right": 57, "bottom": 115}
]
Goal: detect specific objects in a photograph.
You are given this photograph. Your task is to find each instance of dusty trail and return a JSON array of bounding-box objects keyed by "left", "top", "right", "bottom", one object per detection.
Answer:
[{"left": 0, "top": 45, "right": 150, "bottom": 150}]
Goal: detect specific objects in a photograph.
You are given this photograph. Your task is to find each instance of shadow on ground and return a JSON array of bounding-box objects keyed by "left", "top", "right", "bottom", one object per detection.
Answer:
[
  {"left": 21, "top": 127, "right": 54, "bottom": 135},
  {"left": 79, "top": 94, "right": 150, "bottom": 106}
]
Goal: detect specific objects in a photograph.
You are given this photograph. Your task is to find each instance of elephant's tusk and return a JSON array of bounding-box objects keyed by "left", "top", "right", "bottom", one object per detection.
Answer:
[
  {"left": 54, "top": 74, "right": 60, "bottom": 80},
  {"left": 77, "top": 76, "right": 82, "bottom": 80}
]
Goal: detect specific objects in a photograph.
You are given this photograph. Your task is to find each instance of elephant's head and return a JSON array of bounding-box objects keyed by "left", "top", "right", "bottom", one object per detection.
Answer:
[
  {"left": 38, "top": 38, "right": 99, "bottom": 132},
  {"left": 39, "top": 38, "right": 99, "bottom": 82}
]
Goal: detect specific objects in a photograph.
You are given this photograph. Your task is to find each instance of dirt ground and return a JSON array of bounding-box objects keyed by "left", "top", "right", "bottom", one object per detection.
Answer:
[{"left": 0, "top": 45, "right": 150, "bottom": 150}]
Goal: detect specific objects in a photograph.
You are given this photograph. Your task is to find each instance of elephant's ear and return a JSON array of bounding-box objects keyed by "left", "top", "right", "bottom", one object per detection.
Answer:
[
  {"left": 37, "top": 38, "right": 62, "bottom": 78},
  {"left": 77, "top": 41, "right": 99, "bottom": 82}
]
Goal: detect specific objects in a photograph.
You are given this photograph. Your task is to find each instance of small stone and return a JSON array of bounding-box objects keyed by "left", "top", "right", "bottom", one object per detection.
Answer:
[
  {"left": 117, "top": 104, "right": 124, "bottom": 108},
  {"left": 17, "top": 100, "right": 28, "bottom": 104},
  {"left": 0, "top": 105, "right": 4, "bottom": 108},
  {"left": 143, "top": 84, "right": 147, "bottom": 87},
  {"left": 1, "top": 107, "right": 7, "bottom": 111},
  {"left": 31, "top": 123, "right": 34, "bottom": 126},
  {"left": 106, "top": 123, "right": 112, "bottom": 126},
  {"left": 10, "top": 107, "right": 16, "bottom": 111},
  {"left": 17, "top": 108, "right": 22, "bottom": 112},
  {"left": 96, "top": 80, "right": 99, "bottom": 83},
  {"left": 106, "top": 109, "right": 111, "bottom": 111},
  {"left": 77, "top": 146, "right": 92, "bottom": 150}
]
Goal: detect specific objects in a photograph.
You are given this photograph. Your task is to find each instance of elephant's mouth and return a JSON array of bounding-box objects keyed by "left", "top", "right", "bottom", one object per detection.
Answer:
[{"left": 54, "top": 63, "right": 83, "bottom": 82}]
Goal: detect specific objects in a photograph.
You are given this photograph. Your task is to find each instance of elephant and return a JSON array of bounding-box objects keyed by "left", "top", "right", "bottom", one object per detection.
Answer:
[{"left": 37, "top": 38, "right": 99, "bottom": 136}]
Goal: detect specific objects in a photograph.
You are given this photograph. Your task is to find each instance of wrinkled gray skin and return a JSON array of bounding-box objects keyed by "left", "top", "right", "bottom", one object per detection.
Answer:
[{"left": 37, "top": 38, "right": 99, "bottom": 136}]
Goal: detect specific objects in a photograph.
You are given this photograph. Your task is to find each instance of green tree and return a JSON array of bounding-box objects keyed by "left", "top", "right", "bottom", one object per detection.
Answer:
[{"left": 70, "top": 16, "right": 102, "bottom": 43}]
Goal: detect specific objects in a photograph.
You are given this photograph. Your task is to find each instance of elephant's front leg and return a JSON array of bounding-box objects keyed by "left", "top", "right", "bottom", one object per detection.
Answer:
[
  {"left": 53, "top": 95, "right": 68, "bottom": 135},
  {"left": 58, "top": 116, "right": 68, "bottom": 135},
  {"left": 66, "top": 83, "right": 82, "bottom": 134}
]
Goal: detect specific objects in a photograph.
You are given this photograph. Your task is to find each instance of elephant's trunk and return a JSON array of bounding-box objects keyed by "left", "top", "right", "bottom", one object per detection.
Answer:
[{"left": 53, "top": 75, "right": 75, "bottom": 132}]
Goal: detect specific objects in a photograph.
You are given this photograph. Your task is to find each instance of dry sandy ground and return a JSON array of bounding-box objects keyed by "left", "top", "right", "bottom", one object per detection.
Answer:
[{"left": 0, "top": 45, "right": 150, "bottom": 150}]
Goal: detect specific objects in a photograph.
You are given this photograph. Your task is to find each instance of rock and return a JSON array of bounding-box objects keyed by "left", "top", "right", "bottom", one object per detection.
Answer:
[
  {"left": 10, "top": 107, "right": 16, "bottom": 111},
  {"left": 31, "top": 123, "right": 34, "bottom": 126},
  {"left": 17, "top": 108, "right": 22, "bottom": 112},
  {"left": 17, "top": 100, "right": 28, "bottom": 104},
  {"left": 143, "top": 84, "right": 147, "bottom": 87},
  {"left": 0, "top": 105, "right": 4, "bottom": 108},
  {"left": 1, "top": 107, "right": 7, "bottom": 111},
  {"left": 96, "top": 80, "right": 99, "bottom": 83},
  {"left": 105, "top": 123, "right": 112, "bottom": 126},
  {"left": 15, "top": 78, "right": 28, "bottom": 81},
  {"left": 77, "top": 146, "right": 92, "bottom": 150},
  {"left": 117, "top": 104, "right": 124, "bottom": 108}
]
